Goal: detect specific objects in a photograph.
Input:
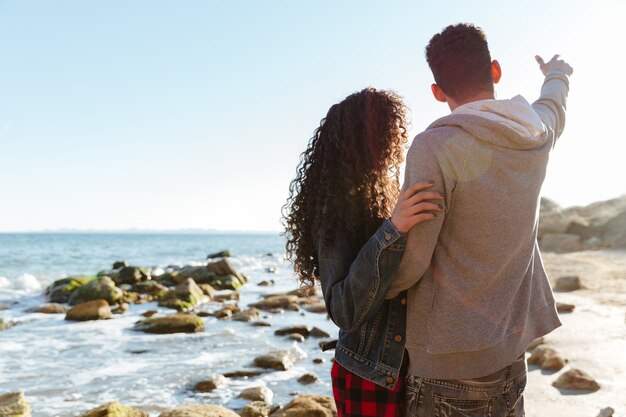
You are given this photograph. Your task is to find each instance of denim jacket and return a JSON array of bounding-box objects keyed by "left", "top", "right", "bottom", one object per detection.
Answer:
[{"left": 317, "top": 218, "right": 408, "bottom": 389}]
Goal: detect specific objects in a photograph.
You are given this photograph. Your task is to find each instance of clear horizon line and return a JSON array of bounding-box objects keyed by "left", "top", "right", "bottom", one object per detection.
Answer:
[{"left": 0, "top": 228, "right": 283, "bottom": 235}]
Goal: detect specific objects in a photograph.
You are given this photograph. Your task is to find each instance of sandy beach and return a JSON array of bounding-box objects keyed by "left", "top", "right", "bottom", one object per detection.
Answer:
[{"left": 525, "top": 249, "right": 626, "bottom": 417}]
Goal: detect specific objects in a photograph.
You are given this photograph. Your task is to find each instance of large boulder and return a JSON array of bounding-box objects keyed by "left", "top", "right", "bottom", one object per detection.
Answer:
[
  {"left": 134, "top": 313, "right": 204, "bottom": 334},
  {"left": 539, "top": 233, "right": 583, "bottom": 253},
  {"left": 81, "top": 401, "right": 148, "bottom": 417},
  {"left": 115, "top": 266, "right": 150, "bottom": 285},
  {"left": 158, "top": 278, "right": 204, "bottom": 311},
  {"left": 65, "top": 300, "right": 112, "bottom": 321},
  {"left": 46, "top": 276, "right": 98, "bottom": 303},
  {"left": 68, "top": 277, "right": 123, "bottom": 306},
  {"left": 603, "top": 211, "right": 626, "bottom": 248},
  {"left": 0, "top": 392, "right": 31, "bottom": 417},
  {"left": 270, "top": 395, "right": 337, "bottom": 417},
  {"left": 177, "top": 266, "right": 217, "bottom": 285},
  {"left": 158, "top": 405, "right": 239, "bottom": 417}
]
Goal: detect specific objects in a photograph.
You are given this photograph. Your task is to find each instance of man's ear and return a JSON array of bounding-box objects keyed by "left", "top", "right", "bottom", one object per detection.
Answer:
[
  {"left": 431, "top": 84, "right": 447, "bottom": 103},
  {"left": 491, "top": 60, "right": 502, "bottom": 84}
]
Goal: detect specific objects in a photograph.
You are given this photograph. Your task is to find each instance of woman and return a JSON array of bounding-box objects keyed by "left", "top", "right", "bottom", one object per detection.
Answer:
[{"left": 282, "top": 88, "right": 443, "bottom": 416}]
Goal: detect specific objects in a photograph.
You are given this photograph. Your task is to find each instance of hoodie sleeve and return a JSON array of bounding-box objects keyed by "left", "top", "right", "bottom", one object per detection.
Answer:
[
  {"left": 532, "top": 72, "right": 570, "bottom": 146},
  {"left": 385, "top": 131, "right": 460, "bottom": 299}
]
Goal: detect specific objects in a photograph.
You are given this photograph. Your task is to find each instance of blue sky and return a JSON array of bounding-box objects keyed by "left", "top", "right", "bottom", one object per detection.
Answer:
[{"left": 1, "top": 0, "right": 624, "bottom": 231}]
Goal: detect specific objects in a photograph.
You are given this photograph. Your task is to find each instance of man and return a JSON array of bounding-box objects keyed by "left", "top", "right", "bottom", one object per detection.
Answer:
[{"left": 385, "top": 23, "right": 572, "bottom": 416}]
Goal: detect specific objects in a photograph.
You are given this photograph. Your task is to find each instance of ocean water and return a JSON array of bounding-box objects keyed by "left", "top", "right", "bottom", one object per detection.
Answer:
[{"left": 0, "top": 233, "right": 338, "bottom": 416}]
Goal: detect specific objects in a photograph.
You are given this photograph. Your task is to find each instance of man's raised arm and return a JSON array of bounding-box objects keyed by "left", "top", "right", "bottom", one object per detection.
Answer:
[{"left": 532, "top": 54, "right": 573, "bottom": 144}]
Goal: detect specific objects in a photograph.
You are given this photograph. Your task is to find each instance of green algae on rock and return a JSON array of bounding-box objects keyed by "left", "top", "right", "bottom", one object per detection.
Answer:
[
  {"left": 46, "top": 276, "right": 98, "bottom": 303},
  {"left": 80, "top": 401, "right": 148, "bottom": 417},
  {"left": 133, "top": 313, "right": 204, "bottom": 334},
  {"left": 158, "top": 278, "right": 204, "bottom": 311},
  {"left": 0, "top": 391, "right": 31, "bottom": 417},
  {"left": 68, "top": 277, "right": 123, "bottom": 306}
]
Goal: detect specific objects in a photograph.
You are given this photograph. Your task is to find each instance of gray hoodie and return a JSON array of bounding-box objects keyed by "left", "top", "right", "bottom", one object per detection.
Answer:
[{"left": 386, "top": 72, "right": 569, "bottom": 379}]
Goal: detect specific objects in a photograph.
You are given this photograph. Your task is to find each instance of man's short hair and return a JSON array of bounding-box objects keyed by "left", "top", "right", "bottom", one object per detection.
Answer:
[{"left": 425, "top": 23, "right": 493, "bottom": 101}]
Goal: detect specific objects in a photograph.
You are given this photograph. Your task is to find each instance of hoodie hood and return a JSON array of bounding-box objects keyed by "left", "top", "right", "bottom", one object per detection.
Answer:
[{"left": 428, "top": 95, "right": 548, "bottom": 150}]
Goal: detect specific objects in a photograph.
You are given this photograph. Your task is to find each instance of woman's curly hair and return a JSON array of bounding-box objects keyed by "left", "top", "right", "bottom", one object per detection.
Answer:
[{"left": 282, "top": 87, "right": 409, "bottom": 288}]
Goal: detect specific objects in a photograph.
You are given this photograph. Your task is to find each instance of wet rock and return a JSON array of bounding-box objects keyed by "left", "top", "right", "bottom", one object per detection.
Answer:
[
  {"left": 286, "top": 304, "right": 300, "bottom": 312},
  {"left": 223, "top": 370, "right": 265, "bottom": 378},
  {"left": 112, "top": 261, "right": 128, "bottom": 270},
  {"left": 540, "top": 233, "right": 583, "bottom": 253},
  {"left": 313, "top": 358, "right": 325, "bottom": 364},
  {"left": 556, "top": 302, "right": 576, "bottom": 313},
  {"left": 206, "top": 258, "right": 238, "bottom": 277},
  {"left": 198, "top": 284, "right": 216, "bottom": 298},
  {"left": 232, "top": 308, "right": 260, "bottom": 322},
  {"left": 527, "top": 337, "right": 545, "bottom": 351},
  {"left": 552, "top": 369, "right": 600, "bottom": 392},
  {"left": 0, "top": 318, "right": 15, "bottom": 331},
  {"left": 158, "top": 278, "right": 204, "bottom": 311},
  {"left": 215, "top": 309, "right": 233, "bottom": 319},
  {"left": 68, "top": 277, "right": 123, "bottom": 306},
  {"left": 28, "top": 303, "right": 68, "bottom": 314},
  {"left": 81, "top": 401, "right": 148, "bottom": 417},
  {"left": 112, "top": 302, "right": 129, "bottom": 314},
  {"left": 288, "top": 334, "right": 305, "bottom": 342},
  {"left": 270, "top": 395, "right": 337, "bottom": 417},
  {"left": 132, "top": 281, "right": 169, "bottom": 299},
  {"left": 258, "top": 280, "right": 275, "bottom": 287},
  {"left": 240, "top": 401, "right": 271, "bottom": 417},
  {"left": 297, "top": 373, "right": 318, "bottom": 385},
  {"left": 66, "top": 300, "right": 112, "bottom": 321},
  {"left": 238, "top": 386, "right": 273, "bottom": 403},
  {"left": 158, "top": 404, "right": 239, "bottom": 417},
  {"left": 554, "top": 276, "right": 584, "bottom": 292},
  {"left": 309, "top": 327, "right": 330, "bottom": 338},
  {"left": 527, "top": 347, "right": 566, "bottom": 371},
  {"left": 213, "top": 291, "right": 239, "bottom": 302},
  {"left": 0, "top": 391, "right": 31, "bottom": 417},
  {"left": 46, "top": 276, "right": 98, "bottom": 303},
  {"left": 207, "top": 250, "right": 231, "bottom": 259},
  {"left": 197, "top": 311, "right": 212, "bottom": 317},
  {"left": 265, "top": 266, "right": 277, "bottom": 274},
  {"left": 194, "top": 375, "right": 227, "bottom": 393},
  {"left": 142, "top": 310, "right": 158, "bottom": 318},
  {"left": 154, "top": 271, "right": 183, "bottom": 286},
  {"left": 209, "top": 274, "right": 244, "bottom": 291},
  {"left": 250, "top": 295, "right": 299, "bottom": 311},
  {"left": 302, "top": 301, "right": 327, "bottom": 314},
  {"left": 253, "top": 350, "right": 296, "bottom": 371},
  {"left": 115, "top": 266, "right": 150, "bottom": 285},
  {"left": 597, "top": 407, "right": 614, "bottom": 417},
  {"left": 253, "top": 321, "right": 272, "bottom": 327},
  {"left": 134, "top": 313, "right": 204, "bottom": 334},
  {"left": 275, "top": 326, "right": 309, "bottom": 337}
]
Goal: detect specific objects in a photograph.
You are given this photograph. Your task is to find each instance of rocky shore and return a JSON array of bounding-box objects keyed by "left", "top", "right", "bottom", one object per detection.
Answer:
[{"left": 1, "top": 196, "right": 625, "bottom": 417}]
